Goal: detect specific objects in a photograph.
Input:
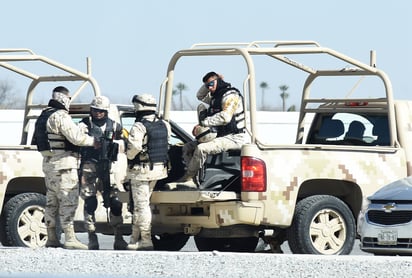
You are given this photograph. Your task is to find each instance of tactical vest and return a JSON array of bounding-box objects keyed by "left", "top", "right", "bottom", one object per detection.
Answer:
[
  {"left": 33, "top": 107, "right": 79, "bottom": 152},
  {"left": 208, "top": 88, "right": 245, "bottom": 137},
  {"left": 128, "top": 118, "right": 168, "bottom": 168},
  {"left": 80, "top": 117, "right": 118, "bottom": 162}
]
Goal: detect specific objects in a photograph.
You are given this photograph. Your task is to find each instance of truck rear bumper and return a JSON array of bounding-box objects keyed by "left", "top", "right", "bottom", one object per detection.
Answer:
[{"left": 151, "top": 191, "right": 264, "bottom": 233}]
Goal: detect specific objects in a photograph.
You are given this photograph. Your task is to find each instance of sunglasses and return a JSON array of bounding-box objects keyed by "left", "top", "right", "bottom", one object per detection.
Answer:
[{"left": 205, "top": 80, "right": 216, "bottom": 88}]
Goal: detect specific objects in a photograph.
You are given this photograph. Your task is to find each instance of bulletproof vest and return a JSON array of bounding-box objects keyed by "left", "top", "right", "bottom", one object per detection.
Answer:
[
  {"left": 208, "top": 88, "right": 245, "bottom": 137},
  {"left": 80, "top": 117, "right": 117, "bottom": 161},
  {"left": 129, "top": 118, "right": 168, "bottom": 168},
  {"left": 33, "top": 107, "right": 78, "bottom": 152}
]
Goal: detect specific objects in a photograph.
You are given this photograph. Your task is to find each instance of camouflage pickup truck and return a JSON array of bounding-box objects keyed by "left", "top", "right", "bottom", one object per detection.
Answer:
[
  {"left": 0, "top": 48, "right": 195, "bottom": 249},
  {"left": 150, "top": 40, "right": 411, "bottom": 254}
]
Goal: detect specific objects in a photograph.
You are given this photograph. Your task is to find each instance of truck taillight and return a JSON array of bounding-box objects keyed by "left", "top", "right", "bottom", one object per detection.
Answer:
[{"left": 241, "top": 156, "right": 266, "bottom": 192}]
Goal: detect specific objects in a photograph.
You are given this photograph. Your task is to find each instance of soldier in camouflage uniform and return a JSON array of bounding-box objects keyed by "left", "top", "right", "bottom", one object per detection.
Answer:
[
  {"left": 126, "top": 94, "right": 170, "bottom": 250},
  {"left": 33, "top": 86, "right": 97, "bottom": 250},
  {"left": 178, "top": 72, "right": 247, "bottom": 187},
  {"left": 78, "top": 96, "right": 127, "bottom": 250}
]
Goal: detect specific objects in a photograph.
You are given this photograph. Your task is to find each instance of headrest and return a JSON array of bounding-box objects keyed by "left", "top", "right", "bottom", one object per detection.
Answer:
[{"left": 318, "top": 119, "right": 345, "bottom": 138}]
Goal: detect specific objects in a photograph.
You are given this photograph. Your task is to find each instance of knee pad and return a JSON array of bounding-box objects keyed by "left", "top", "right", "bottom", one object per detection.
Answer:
[
  {"left": 85, "top": 196, "right": 98, "bottom": 215},
  {"left": 110, "top": 196, "right": 123, "bottom": 216}
]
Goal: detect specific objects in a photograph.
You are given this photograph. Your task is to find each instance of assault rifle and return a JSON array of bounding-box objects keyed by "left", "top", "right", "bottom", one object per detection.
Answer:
[{"left": 95, "top": 130, "right": 119, "bottom": 209}]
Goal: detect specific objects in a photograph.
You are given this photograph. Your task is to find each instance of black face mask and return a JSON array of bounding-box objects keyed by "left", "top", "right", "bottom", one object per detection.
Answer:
[
  {"left": 48, "top": 99, "right": 67, "bottom": 110},
  {"left": 135, "top": 110, "right": 155, "bottom": 122},
  {"left": 91, "top": 113, "right": 108, "bottom": 127},
  {"left": 214, "top": 79, "right": 232, "bottom": 96}
]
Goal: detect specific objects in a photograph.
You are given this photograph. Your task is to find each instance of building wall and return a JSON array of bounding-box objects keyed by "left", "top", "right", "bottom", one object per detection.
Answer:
[{"left": 0, "top": 110, "right": 302, "bottom": 146}]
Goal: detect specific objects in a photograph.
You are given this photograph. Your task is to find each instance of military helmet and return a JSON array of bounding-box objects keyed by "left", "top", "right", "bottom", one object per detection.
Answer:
[
  {"left": 193, "top": 125, "right": 217, "bottom": 143},
  {"left": 90, "top": 95, "right": 110, "bottom": 111},
  {"left": 132, "top": 94, "right": 157, "bottom": 112}
]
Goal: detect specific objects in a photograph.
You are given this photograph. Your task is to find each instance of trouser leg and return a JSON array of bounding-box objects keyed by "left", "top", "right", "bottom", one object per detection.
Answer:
[{"left": 127, "top": 180, "right": 155, "bottom": 251}]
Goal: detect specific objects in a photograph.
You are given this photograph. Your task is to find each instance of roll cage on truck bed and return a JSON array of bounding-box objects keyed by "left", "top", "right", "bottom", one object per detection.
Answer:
[
  {"left": 0, "top": 49, "right": 102, "bottom": 141},
  {"left": 151, "top": 40, "right": 401, "bottom": 254},
  {"left": 158, "top": 40, "right": 394, "bottom": 144}
]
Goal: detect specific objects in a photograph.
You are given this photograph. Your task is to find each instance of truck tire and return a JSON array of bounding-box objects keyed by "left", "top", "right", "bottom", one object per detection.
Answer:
[
  {"left": 287, "top": 195, "right": 355, "bottom": 255},
  {"left": 152, "top": 233, "right": 190, "bottom": 251},
  {"left": 4, "top": 193, "right": 47, "bottom": 248},
  {"left": 194, "top": 236, "right": 258, "bottom": 252},
  {"left": 0, "top": 214, "right": 10, "bottom": 246}
]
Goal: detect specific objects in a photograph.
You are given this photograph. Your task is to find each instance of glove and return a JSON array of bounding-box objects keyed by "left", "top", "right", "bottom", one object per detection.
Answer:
[
  {"left": 121, "top": 128, "right": 129, "bottom": 139},
  {"left": 198, "top": 109, "right": 207, "bottom": 123},
  {"left": 93, "top": 138, "right": 102, "bottom": 149}
]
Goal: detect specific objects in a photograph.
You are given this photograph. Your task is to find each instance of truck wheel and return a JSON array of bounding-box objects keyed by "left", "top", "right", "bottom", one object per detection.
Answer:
[
  {"left": 287, "top": 195, "right": 355, "bottom": 255},
  {"left": 152, "top": 233, "right": 190, "bottom": 251},
  {"left": 194, "top": 236, "right": 258, "bottom": 252},
  {"left": 4, "top": 193, "right": 47, "bottom": 248}
]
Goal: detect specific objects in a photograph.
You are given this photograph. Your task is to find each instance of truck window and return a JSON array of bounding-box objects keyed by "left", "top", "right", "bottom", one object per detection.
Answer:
[
  {"left": 307, "top": 113, "right": 390, "bottom": 146},
  {"left": 371, "top": 117, "right": 390, "bottom": 145},
  {"left": 316, "top": 118, "right": 345, "bottom": 142}
]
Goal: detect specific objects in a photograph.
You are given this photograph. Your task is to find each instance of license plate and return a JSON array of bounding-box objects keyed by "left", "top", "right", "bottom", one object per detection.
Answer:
[{"left": 377, "top": 230, "right": 398, "bottom": 245}]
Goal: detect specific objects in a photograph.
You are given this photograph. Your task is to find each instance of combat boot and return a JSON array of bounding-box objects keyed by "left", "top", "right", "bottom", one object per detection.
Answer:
[
  {"left": 88, "top": 231, "right": 99, "bottom": 250},
  {"left": 136, "top": 229, "right": 154, "bottom": 251},
  {"left": 113, "top": 227, "right": 128, "bottom": 250},
  {"left": 45, "top": 227, "right": 62, "bottom": 248},
  {"left": 63, "top": 226, "right": 88, "bottom": 250},
  {"left": 111, "top": 215, "right": 127, "bottom": 250},
  {"left": 126, "top": 227, "right": 140, "bottom": 250}
]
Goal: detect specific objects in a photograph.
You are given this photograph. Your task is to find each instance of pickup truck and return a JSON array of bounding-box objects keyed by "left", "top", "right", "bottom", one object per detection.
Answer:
[
  {"left": 0, "top": 49, "right": 194, "bottom": 249},
  {"left": 150, "top": 40, "right": 411, "bottom": 254}
]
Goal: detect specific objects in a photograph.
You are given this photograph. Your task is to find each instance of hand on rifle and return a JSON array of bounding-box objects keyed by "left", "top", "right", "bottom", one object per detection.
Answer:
[{"left": 93, "top": 138, "right": 102, "bottom": 149}]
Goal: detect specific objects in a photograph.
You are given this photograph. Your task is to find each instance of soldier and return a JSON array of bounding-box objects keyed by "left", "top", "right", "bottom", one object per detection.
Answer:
[
  {"left": 126, "top": 94, "right": 170, "bottom": 250},
  {"left": 33, "top": 86, "right": 97, "bottom": 250},
  {"left": 78, "top": 95, "right": 127, "bottom": 250},
  {"left": 178, "top": 71, "right": 247, "bottom": 187}
]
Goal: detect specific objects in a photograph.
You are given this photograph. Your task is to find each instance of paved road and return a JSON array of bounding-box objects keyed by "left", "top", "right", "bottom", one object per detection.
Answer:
[
  {"left": 0, "top": 232, "right": 369, "bottom": 255},
  {"left": 77, "top": 233, "right": 371, "bottom": 255}
]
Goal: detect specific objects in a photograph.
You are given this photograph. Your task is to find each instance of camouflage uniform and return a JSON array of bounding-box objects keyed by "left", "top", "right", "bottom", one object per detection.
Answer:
[
  {"left": 126, "top": 94, "right": 171, "bottom": 250},
  {"left": 78, "top": 95, "right": 127, "bottom": 250},
  {"left": 181, "top": 77, "right": 247, "bottom": 182},
  {"left": 34, "top": 86, "right": 95, "bottom": 250}
]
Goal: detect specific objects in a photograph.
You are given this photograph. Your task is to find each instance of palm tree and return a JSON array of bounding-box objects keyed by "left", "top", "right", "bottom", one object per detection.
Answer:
[
  {"left": 171, "top": 89, "right": 178, "bottom": 110},
  {"left": 287, "top": 105, "right": 296, "bottom": 112},
  {"left": 176, "top": 82, "right": 188, "bottom": 110},
  {"left": 259, "top": 81, "right": 269, "bottom": 110},
  {"left": 279, "top": 84, "right": 289, "bottom": 112}
]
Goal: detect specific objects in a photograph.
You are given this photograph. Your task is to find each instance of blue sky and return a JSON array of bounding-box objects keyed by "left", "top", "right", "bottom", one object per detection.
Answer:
[{"left": 1, "top": 1, "right": 411, "bottom": 110}]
